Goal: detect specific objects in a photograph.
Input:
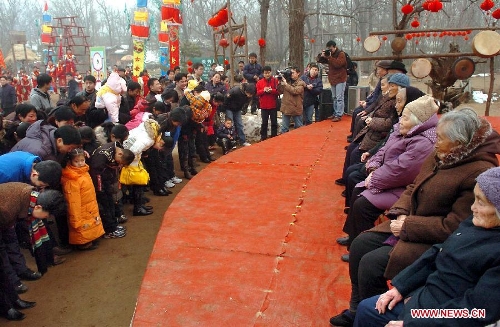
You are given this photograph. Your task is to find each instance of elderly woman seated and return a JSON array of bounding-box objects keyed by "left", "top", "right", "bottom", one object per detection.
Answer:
[
  {"left": 338, "top": 95, "right": 439, "bottom": 259},
  {"left": 329, "top": 108, "right": 500, "bottom": 327},
  {"left": 342, "top": 86, "right": 425, "bottom": 206},
  {"left": 353, "top": 167, "right": 500, "bottom": 327},
  {"left": 337, "top": 73, "right": 408, "bottom": 187}
]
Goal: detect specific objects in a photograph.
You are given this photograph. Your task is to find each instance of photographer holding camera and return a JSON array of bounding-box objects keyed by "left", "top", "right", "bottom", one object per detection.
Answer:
[
  {"left": 277, "top": 66, "right": 306, "bottom": 134},
  {"left": 321, "top": 40, "right": 347, "bottom": 122}
]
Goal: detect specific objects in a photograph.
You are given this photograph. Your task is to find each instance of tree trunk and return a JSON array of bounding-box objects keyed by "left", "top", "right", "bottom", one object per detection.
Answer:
[
  {"left": 289, "top": 0, "right": 305, "bottom": 72},
  {"left": 259, "top": 0, "right": 270, "bottom": 66}
]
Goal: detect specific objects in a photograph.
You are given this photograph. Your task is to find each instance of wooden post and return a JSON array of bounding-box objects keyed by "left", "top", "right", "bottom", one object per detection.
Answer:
[{"left": 486, "top": 57, "right": 494, "bottom": 116}]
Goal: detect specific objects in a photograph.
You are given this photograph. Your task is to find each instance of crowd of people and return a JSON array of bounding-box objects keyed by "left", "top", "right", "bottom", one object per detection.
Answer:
[{"left": 0, "top": 40, "right": 499, "bottom": 326}]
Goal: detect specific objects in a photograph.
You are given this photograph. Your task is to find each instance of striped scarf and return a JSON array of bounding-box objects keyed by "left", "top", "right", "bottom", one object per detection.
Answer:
[{"left": 27, "top": 190, "right": 50, "bottom": 250}]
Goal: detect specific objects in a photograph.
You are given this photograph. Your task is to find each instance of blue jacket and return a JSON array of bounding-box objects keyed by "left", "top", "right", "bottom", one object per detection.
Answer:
[
  {"left": 243, "top": 63, "right": 263, "bottom": 83},
  {"left": 0, "top": 151, "right": 41, "bottom": 184},
  {"left": 300, "top": 73, "right": 323, "bottom": 108}
]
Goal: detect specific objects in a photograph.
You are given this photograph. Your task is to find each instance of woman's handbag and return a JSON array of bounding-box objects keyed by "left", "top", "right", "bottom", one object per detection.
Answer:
[{"left": 119, "top": 163, "right": 149, "bottom": 186}]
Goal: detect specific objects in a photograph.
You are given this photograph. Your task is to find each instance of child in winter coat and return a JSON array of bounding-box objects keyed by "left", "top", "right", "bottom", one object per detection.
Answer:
[
  {"left": 61, "top": 148, "right": 105, "bottom": 250},
  {"left": 94, "top": 72, "right": 127, "bottom": 123},
  {"left": 216, "top": 117, "right": 237, "bottom": 155}
]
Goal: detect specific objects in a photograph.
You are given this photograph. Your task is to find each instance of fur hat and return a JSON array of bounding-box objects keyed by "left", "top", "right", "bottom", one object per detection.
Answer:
[
  {"left": 376, "top": 60, "right": 392, "bottom": 69},
  {"left": 404, "top": 95, "right": 438, "bottom": 123},
  {"left": 389, "top": 73, "right": 410, "bottom": 88},
  {"left": 200, "top": 90, "right": 211, "bottom": 102},
  {"left": 476, "top": 167, "right": 500, "bottom": 213},
  {"left": 388, "top": 61, "right": 408, "bottom": 74}
]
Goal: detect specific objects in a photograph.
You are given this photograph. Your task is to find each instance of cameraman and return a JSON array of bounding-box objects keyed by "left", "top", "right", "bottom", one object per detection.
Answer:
[
  {"left": 277, "top": 66, "right": 306, "bottom": 134},
  {"left": 320, "top": 40, "right": 347, "bottom": 122}
]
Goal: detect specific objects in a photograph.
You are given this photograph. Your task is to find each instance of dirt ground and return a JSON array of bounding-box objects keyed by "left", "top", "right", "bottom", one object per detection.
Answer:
[
  {"left": 12, "top": 74, "right": 500, "bottom": 327},
  {"left": 16, "top": 150, "right": 214, "bottom": 327}
]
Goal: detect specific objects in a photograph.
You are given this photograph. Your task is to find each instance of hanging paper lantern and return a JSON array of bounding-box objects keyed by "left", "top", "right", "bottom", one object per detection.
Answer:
[
  {"left": 480, "top": 0, "right": 495, "bottom": 11},
  {"left": 422, "top": 0, "right": 430, "bottom": 11},
  {"left": 258, "top": 38, "right": 266, "bottom": 48},
  {"left": 186, "top": 60, "right": 193, "bottom": 66},
  {"left": 224, "top": 59, "right": 229, "bottom": 65},
  {"left": 187, "top": 67, "right": 193, "bottom": 73},
  {"left": 311, "top": 38, "right": 315, "bottom": 43},
  {"left": 428, "top": 0, "right": 443, "bottom": 12},
  {"left": 405, "top": 34, "right": 413, "bottom": 40},
  {"left": 219, "top": 38, "right": 229, "bottom": 48},
  {"left": 411, "top": 17, "right": 420, "bottom": 28},
  {"left": 233, "top": 35, "right": 245, "bottom": 46},
  {"left": 382, "top": 35, "right": 388, "bottom": 41},
  {"left": 492, "top": 8, "right": 500, "bottom": 18},
  {"left": 356, "top": 37, "right": 361, "bottom": 42},
  {"left": 401, "top": 4, "right": 414, "bottom": 15}
]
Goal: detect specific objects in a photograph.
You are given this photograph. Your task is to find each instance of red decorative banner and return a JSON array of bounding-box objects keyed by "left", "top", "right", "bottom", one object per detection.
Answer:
[
  {"left": 169, "top": 25, "right": 179, "bottom": 69},
  {"left": 131, "top": 25, "right": 150, "bottom": 38},
  {"left": 161, "top": 6, "right": 182, "bottom": 24}
]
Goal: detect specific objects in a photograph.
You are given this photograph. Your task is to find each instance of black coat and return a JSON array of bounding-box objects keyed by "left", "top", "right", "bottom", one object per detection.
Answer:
[{"left": 392, "top": 217, "right": 500, "bottom": 327}]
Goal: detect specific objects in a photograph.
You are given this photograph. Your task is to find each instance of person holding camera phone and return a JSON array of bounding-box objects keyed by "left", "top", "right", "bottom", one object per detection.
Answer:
[
  {"left": 321, "top": 40, "right": 347, "bottom": 122},
  {"left": 277, "top": 66, "right": 306, "bottom": 134}
]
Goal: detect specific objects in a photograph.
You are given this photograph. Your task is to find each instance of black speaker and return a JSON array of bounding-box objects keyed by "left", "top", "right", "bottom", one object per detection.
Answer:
[{"left": 319, "top": 88, "right": 333, "bottom": 121}]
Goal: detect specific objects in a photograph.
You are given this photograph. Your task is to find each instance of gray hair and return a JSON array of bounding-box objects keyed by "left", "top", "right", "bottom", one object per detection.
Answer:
[
  {"left": 407, "top": 111, "right": 421, "bottom": 126},
  {"left": 437, "top": 108, "right": 482, "bottom": 145}
]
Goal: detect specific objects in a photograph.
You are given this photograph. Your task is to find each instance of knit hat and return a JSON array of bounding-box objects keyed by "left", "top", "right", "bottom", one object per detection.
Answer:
[
  {"left": 476, "top": 167, "right": 500, "bottom": 212},
  {"left": 200, "top": 90, "right": 211, "bottom": 102},
  {"left": 376, "top": 60, "right": 392, "bottom": 69},
  {"left": 404, "top": 95, "right": 438, "bottom": 123},
  {"left": 388, "top": 61, "right": 408, "bottom": 74},
  {"left": 389, "top": 73, "right": 410, "bottom": 87}
]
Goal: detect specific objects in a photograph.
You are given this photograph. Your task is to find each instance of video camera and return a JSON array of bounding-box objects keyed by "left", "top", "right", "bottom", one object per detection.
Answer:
[
  {"left": 316, "top": 49, "right": 331, "bottom": 64},
  {"left": 276, "top": 68, "right": 292, "bottom": 83}
]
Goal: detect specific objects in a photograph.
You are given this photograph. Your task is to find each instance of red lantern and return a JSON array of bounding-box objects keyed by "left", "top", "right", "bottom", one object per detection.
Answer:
[
  {"left": 224, "top": 59, "right": 229, "bottom": 65},
  {"left": 356, "top": 37, "right": 361, "bottom": 42},
  {"left": 493, "top": 8, "right": 500, "bottom": 18},
  {"left": 405, "top": 34, "right": 413, "bottom": 40},
  {"left": 480, "top": 0, "right": 494, "bottom": 11},
  {"left": 433, "top": 32, "right": 438, "bottom": 37},
  {"left": 411, "top": 18, "right": 420, "bottom": 28},
  {"left": 426, "top": 32, "right": 431, "bottom": 37},
  {"left": 187, "top": 67, "right": 193, "bottom": 73},
  {"left": 233, "top": 35, "right": 245, "bottom": 46},
  {"left": 382, "top": 35, "right": 388, "bottom": 41},
  {"left": 311, "top": 38, "right": 315, "bottom": 43},
  {"left": 422, "top": 0, "right": 430, "bottom": 11},
  {"left": 428, "top": 0, "right": 443, "bottom": 12},
  {"left": 219, "top": 38, "right": 229, "bottom": 48},
  {"left": 401, "top": 4, "right": 414, "bottom": 15},
  {"left": 187, "top": 60, "right": 193, "bottom": 66},
  {"left": 258, "top": 38, "right": 266, "bottom": 48},
  {"left": 464, "top": 36, "right": 469, "bottom": 40}
]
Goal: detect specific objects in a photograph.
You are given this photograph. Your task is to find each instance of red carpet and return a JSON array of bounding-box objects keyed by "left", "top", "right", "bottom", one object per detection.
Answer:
[{"left": 132, "top": 116, "right": 500, "bottom": 326}]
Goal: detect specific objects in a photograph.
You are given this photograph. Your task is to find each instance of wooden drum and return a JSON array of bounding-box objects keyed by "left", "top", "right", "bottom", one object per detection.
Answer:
[
  {"left": 472, "top": 30, "right": 500, "bottom": 58},
  {"left": 452, "top": 57, "right": 475, "bottom": 80},
  {"left": 364, "top": 36, "right": 381, "bottom": 53},
  {"left": 411, "top": 58, "right": 432, "bottom": 79}
]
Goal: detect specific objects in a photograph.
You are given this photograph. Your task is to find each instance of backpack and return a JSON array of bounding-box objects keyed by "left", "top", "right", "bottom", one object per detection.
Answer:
[{"left": 342, "top": 51, "right": 355, "bottom": 75}]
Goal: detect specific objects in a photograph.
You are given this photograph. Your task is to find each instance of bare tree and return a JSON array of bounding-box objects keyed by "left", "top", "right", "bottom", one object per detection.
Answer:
[{"left": 289, "top": 0, "right": 305, "bottom": 71}]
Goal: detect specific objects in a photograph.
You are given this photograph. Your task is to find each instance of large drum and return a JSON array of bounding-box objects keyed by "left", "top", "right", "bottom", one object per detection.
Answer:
[
  {"left": 391, "top": 37, "right": 407, "bottom": 52},
  {"left": 411, "top": 58, "right": 432, "bottom": 79},
  {"left": 364, "top": 36, "right": 381, "bottom": 53},
  {"left": 452, "top": 57, "right": 475, "bottom": 80},
  {"left": 472, "top": 30, "right": 500, "bottom": 58}
]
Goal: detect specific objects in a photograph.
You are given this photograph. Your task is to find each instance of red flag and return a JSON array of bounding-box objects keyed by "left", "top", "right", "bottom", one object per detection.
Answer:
[
  {"left": 43, "top": 1, "right": 48, "bottom": 12},
  {"left": 0, "top": 49, "right": 6, "bottom": 69}
]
